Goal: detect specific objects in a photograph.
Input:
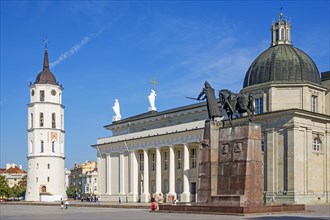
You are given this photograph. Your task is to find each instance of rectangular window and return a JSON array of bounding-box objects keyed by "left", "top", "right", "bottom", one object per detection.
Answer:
[
  {"left": 39, "top": 113, "right": 44, "bottom": 127},
  {"left": 47, "top": 164, "right": 50, "bottom": 169},
  {"left": 152, "top": 153, "right": 155, "bottom": 171},
  {"left": 255, "top": 97, "right": 263, "bottom": 114},
  {"left": 52, "top": 113, "right": 56, "bottom": 128},
  {"left": 139, "top": 153, "right": 144, "bottom": 172},
  {"left": 177, "top": 150, "right": 182, "bottom": 169},
  {"left": 52, "top": 141, "right": 55, "bottom": 153},
  {"left": 313, "top": 138, "right": 321, "bottom": 151},
  {"left": 312, "top": 95, "right": 317, "bottom": 113},
  {"left": 40, "top": 141, "right": 44, "bottom": 153},
  {"left": 191, "top": 149, "right": 196, "bottom": 169},
  {"left": 94, "top": 178, "right": 97, "bottom": 183},
  {"left": 47, "top": 177, "right": 50, "bottom": 182},
  {"left": 164, "top": 151, "right": 168, "bottom": 170},
  {"left": 40, "top": 90, "right": 45, "bottom": 102}
]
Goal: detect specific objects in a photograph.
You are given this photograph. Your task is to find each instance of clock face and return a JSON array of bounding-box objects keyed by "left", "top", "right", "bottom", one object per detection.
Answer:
[
  {"left": 51, "top": 89, "right": 56, "bottom": 96},
  {"left": 31, "top": 90, "right": 35, "bottom": 96}
]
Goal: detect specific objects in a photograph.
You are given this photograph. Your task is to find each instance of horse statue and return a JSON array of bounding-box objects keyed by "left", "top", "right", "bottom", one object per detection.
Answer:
[{"left": 219, "top": 89, "right": 255, "bottom": 126}]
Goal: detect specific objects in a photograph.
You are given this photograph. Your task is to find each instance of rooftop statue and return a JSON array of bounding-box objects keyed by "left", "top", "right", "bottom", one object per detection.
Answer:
[
  {"left": 219, "top": 89, "right": 255, "bottom": 126},
  {"left": 112, "top": 99, "right": 121, "bottom": 122},
  {"left": 197, "top": 81, "right": 223, "bottom": 121},
  {"left": 148, "top": 89, "right": 157, "bottom": 111}
]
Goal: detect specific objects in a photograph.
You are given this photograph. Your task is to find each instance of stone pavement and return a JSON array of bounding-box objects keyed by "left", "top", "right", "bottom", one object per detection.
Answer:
[{"left": 1, "top": 202, "right": 329, "bottom": 220}]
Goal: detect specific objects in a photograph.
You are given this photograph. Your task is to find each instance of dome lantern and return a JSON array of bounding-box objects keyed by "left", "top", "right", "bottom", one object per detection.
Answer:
[{"left": 271, "top": 8, "right": 292, "bottom": 46}]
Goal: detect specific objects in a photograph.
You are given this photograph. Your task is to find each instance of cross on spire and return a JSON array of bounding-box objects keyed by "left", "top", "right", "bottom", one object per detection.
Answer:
[
  {"left": 44, "top": 37, "right": 49, "bottom": 50},
  {"left": 149, "top": 76, "right": 159, "bottom": 91},
  {"left": 279, "top": 7, "right": 283, "bottom": 20}
]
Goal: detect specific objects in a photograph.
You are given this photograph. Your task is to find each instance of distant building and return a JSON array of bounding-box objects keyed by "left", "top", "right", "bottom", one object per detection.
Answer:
[
  {"left": 82, "top": 168, "right": 98, "bottom": 196},
  {"left": 0, "top": 163, "right": 27, "bottom": 188},
  {"left": 25, "top": 46, "right": 66, "bottom": 202},
  {"left": 64, "top": 169, "right": 71, "bottom": 189},
  {"left": 69, "top": 161, "right": 97, "bottom": 195}
]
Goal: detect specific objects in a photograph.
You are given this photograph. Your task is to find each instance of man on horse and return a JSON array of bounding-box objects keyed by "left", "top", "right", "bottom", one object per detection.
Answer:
[{"left": 197, "top": 81, "right": 223, "bottom": 121}]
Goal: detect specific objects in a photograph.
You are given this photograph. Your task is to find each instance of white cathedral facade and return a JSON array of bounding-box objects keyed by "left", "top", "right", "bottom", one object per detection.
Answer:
[
  {"left": 25, "top": 47, "right": 66, "bottom": 201},
  {"left": 94, "top": 12, "right": 329, "bottom": 205}
]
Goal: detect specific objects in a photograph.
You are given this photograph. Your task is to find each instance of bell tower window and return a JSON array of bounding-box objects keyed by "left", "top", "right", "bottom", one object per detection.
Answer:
[
  {"left": 280, "top": 28, "right": 285, "bottom": 40},
  {"left": 312, "top": 95, "right": 317, "bottom": 112},
  {"left": 52, "top": 113, "right": 56, "bottom": 128},
  {"left": 40, "top": 90, "right": 45, "bottom": 102},
  {"left": 39, "top": 113, "right": 44, "bottom": 127},
  {"left": 40, "top": 141, "right": 44, "bottom": 153}
]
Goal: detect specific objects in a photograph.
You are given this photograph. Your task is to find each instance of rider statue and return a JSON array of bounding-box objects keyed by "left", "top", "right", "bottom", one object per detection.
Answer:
[{"left": 197, "top": 81, "right": 223, "bottom": 121}]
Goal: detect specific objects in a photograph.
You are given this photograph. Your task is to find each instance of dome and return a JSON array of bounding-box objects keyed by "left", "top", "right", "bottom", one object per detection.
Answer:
[
  {"left": 243, "top": 45, "right": 321, "bottom": 88},
  {"left": 34, "top": 48, "right": 57, "bottom": 85}
]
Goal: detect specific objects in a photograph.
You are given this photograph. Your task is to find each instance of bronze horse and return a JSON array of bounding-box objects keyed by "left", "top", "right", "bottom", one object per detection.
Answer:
[{"left": 219, "top": 89, "right": 255, "bottom": 126}]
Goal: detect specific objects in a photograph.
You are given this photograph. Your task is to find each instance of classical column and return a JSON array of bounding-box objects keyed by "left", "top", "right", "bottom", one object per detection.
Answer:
[
  {"left": 97, "top": 156, "right": 105, "bottom": 195},
  {"left": 119, "top": 152, "right": 125, "bottom": 195},
  {"left": 181, "top": 143, "right": 190, "bottom": 202},
  {"left": 141, "top": 149, "right": 150, "bottom": 202},
  {"left": 155, "top": 147, "right": 162, "bottom": 195},
  {"left": 129, "top": 150, "right": 138, "bottom": 202},
  {"left": 106, "top": 154, "right": 111, "bottom": 195},
  {"left": 168, "top": 145, "right": 176, "bottom": 199}
]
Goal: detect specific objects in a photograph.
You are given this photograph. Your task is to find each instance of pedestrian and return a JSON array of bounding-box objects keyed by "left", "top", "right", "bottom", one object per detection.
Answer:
[
  {"left": 65, "top": 200, "right": 69, "bottom": 209},
  {"left": 150, "top": 194, "right": 156, "bottom": 211},
  {"left": 272, "top": 193, "right": 276, "bottom": 205},
  {"left": 60, "top": 199, "right": 64, "bottom": 209}
]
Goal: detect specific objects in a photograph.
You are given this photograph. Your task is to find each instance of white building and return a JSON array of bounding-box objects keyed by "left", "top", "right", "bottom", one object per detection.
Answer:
[
  {"left": 25, "top": 47, "right": 66, "bottom": 202},
  {"left": 82, "top": 168, "right": 98, "bottom": 196},
  {"left": 93, "top": 12, "right": 329, "bottom": 204}
]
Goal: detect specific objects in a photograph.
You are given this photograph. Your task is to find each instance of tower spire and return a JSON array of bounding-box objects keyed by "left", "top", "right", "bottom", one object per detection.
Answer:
[
  {"left": 43, "top": 38, "right": 50, "bottom": 70},
  {"left": 270, "top": 9, "right": 291, "bottom": 46}
]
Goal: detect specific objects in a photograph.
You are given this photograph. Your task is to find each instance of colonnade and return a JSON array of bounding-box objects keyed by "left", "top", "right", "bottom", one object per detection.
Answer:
[{"left": 98, "top": 143, "right": 196, "bottom": 203}]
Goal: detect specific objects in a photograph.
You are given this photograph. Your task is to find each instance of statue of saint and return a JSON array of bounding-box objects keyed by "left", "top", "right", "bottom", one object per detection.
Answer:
[
  {"left": 112, "top": 99, "right": 121, "bottom": 122},
  {"left": 148, "top": 89, "right": 157, "bottom": 111},
  {"left": 197, "top": 81, "right": 222, "bottom": 121}
]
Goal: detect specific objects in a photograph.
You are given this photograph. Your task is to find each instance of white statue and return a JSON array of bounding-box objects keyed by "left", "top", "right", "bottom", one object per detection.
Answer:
[
  {"left": 148, "top": 89, "right": 156, "bottom": 111},
  {"left": 112, "top": 99, "right": 121, "bottom": 122}
]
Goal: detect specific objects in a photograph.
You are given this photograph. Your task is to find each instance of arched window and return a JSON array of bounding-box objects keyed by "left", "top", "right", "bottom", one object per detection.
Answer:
[
  {"left": 52, "top": 141, "right": 55, "bottom": 153},
  {"left": 280, "top": 28, "right": 285, "bottom": 40},
  {"left": 313, "top": 138, "right": 321, "bottom": 151},
  {"left": 41, "top": 185, "right": 46, "bottom": 192},
  {"left": 52, "top": 113, "right": 56, "bottom": 128},
  {"left": 47, "top": 177, "right": 50, "bottom": 182},
  {"left": 176, "top": 178, "right": 183, "bottom": 194},
  {"left": 40, "top": 141, "right": 44, "bottom": 153},
  {"left": 39, "top": 113, "right": 44, "bottom": 127}
]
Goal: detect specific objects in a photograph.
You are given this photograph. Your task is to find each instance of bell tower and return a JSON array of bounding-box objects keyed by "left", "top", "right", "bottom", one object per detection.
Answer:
[
  {"left": 271, "top": 8, "right": 292, "bottom": 46},
  {"left": 25, "top": 45, "right": 66, "bottom": 201}
]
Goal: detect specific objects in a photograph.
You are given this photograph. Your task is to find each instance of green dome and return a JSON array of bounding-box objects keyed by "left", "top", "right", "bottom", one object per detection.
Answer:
[{"left": 243, "top": 44, "right": 321, "bottom": 88}]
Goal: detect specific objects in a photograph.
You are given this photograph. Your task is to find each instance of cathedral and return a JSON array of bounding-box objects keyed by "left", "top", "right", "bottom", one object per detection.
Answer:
[
  {"left": 25, "top": 46, "right": 66, "bottom": 201},
  {"left": 93, "top": 12, "right": 329, "bottom": 204}
]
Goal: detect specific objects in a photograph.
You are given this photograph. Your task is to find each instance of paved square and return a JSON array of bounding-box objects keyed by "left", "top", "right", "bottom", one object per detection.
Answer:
[{"left": 1, "top": 204, "right": 329, "bottom": 220}]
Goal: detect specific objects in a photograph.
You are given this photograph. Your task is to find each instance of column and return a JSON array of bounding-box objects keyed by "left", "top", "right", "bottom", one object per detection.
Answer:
[
  {"left": 119, "top": 152, "right": 125, "bottom": 195},
  {"left": 168, "top": 145, "right": 176, "bottom": 200},
  {"left": 155, "top": 147, "right": 162, "bottom": 195},
  {"left": 141, "top": 149, "right": 150, "bottom": 202},
  {"left": 181, "top": 143, "right": 190, "bottom": 202},
  {"left": 106, "top": 154, "right": 111, "bottom": 195},
  {"left": 97, "top": 156, "right": 104, "bottom": 195},
  {"left": 129, "top": 150, "right": 138, "bottom": 202}
]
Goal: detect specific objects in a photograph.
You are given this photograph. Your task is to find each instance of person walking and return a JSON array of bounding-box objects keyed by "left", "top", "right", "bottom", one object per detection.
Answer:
[
  {"left": 60, "top": 199, "right": 64, "bottom": 209},
  {"left": 65, "top": 200, "right": 69, "bottom": 209}
]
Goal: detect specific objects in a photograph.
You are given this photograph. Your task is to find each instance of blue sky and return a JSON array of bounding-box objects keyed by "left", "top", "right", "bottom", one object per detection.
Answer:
[{"left": 1, "top": 1, "right": 329, "bottom": 170}]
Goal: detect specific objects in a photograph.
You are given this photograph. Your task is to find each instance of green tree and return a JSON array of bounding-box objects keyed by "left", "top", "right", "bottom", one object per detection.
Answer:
[
  {"left": 66, "top": 185, "right": 78, "bottom": 198},
  {"left": 0, "top": 175, "right": 10, "bottom": 199}
]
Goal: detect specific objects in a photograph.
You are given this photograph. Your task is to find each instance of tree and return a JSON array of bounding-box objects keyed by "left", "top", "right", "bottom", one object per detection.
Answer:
[
  {"left": 66, "top": 185, "right": 78, "bottom": 198},
  {"left": 0, "top": 175, "right": 10, "bottom": 199}
]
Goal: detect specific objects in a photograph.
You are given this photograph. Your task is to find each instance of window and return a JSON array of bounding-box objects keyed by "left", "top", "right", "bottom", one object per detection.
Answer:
[
  {"left": 94, "top": 178, "right": 97, "bottom": 183},
  {"left": 52, "top": 141, "right": 55, "bottom": 153},
  {"left": 94, "top": 186, "right": 97, "bottom": 191},
  {"left": 177, "top": 150, "right": 182, "bottom": 169},
  {"left": 47, "top": 164, "right": 50, "bottom": 169},
  {"left": 40, "top": 141, "right": 44, "bottom": 153},
  {"left": 312, "top": 95, "right": 317, "bottom": 113},
  {"left": 30, "top": 113, "right": 33, "bottom": 128},
  {"left": 47, "top": 177, "right": 50, "bottom": 182},
  {"left": 36, "top": 163, "right": 39, "bottom": 169},
  {"left": 36, "top": 177, "right": 38, "bottom": 182},
  {"left": 313, "top": 138, "right": 321, "bottom": 151},
  {"left": 152, "top": 153, "right": 155, "bottom": 171},
  {"left": 280, "top": 28, "right": 285, "bottom": 40},
  {"left": 52, "top": 113, "right": 56, "bottom": 128},
  {"left": 40, "top": 90, "right": 45, "bottom": 101},
  {"left": 139, "top": 153, "right": 144, "bottom": 171},
  {"left": 164, "top": 151, "right": 168, "bottom": 170},
  {"left": 191, "top": 149, "right": 196, "bottom": 168},
  {"left": 255, "top": 97, "right": 263, "bottom": 114},
  {"left": 39, "top": 113, "right": 44, "bottom": 127},
  {"left": 261, "top": 134, "right": 265, "bottom": 152}
]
